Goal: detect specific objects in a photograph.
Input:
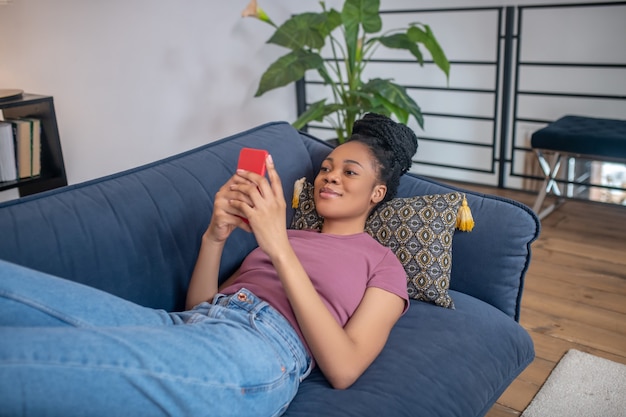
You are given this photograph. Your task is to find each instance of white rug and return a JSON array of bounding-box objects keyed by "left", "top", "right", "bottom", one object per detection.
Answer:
[{"left": 522, "top": 349, "right": 626, "bottom": 417}]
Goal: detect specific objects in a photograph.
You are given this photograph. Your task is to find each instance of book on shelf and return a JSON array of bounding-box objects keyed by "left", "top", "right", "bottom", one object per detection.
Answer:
[
  {"left": 20, "top": 117, "right": 42, "bottom": 177},
  {"left": 0, "top": 121, "right": 17, "bottom": 182},
  {"left": 9, "top": 119, "right": 31, "bottom": 179},
  {"left": 2, "top": 117, "right": 42, "bottom": 180}
]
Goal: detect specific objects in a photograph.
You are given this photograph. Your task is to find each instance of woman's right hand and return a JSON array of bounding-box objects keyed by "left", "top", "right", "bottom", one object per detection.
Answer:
[{"left": 205, "top": 174, "right": 253, "bottom": 243}]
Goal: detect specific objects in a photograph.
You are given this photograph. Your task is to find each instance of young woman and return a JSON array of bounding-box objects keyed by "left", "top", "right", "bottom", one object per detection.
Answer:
[{"left": 0, "top": 113, "right": 418, "bottom": 417}]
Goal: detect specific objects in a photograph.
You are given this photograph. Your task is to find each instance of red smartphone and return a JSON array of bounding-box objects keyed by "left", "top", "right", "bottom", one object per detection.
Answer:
[
  {"left": 237, "top": 147, "right": 268, "bottom": 176},
  {"left": 236, "top": 148, "right": 269, "bottom": 224}
]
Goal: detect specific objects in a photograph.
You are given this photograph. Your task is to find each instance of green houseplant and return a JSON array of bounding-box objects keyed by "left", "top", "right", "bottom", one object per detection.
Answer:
[{"left": 242, "top": 0, "right": 450, "bottom": 143}]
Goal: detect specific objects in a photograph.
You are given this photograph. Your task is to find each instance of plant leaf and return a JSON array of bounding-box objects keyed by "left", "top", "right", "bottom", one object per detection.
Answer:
[
  {"left": 408, "top": 24, "right": 450, "bottom": 79},
  {"left": 322, "top": 9, "right": 343, "bottom": 37},
  {"left": 292, "top": 99, "right": 343, "bottom": 130},
  {"left": 348, "top": 90, "right": 389, "bottom": 115},
  {"left": 378, "top": 33, "right": 424, "bottom": 65},
  {"left": 255, "top": 50, "right": 324, "bottom": 97},
  {"left": 268, "top": 10, "right": 343, "bottom": 50},
  {"left": 379, "top": 99, "right": 410, "bottom": 124},
  {"left": 362, "top": 78, "right": 423, "bottom": 128},
  {"left": 355, "top": 88, "right": 408, "bottom": 123},
  {"left": 342, "top": 0, "right": 382, "bottom": 35},
  {"left": 342, "top": 0, "right": 382, "bottom": 74}
]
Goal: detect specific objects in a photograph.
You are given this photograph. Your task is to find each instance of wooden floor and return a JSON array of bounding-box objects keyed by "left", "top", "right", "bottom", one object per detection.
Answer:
[{"left": 450, "top": 184, "right": 626, "bottom": 416}]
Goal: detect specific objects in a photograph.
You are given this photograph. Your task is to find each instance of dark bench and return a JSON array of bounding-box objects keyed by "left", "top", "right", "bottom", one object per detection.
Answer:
[{"left": 531, "top": 115, "right": 626, "bottom": 219}]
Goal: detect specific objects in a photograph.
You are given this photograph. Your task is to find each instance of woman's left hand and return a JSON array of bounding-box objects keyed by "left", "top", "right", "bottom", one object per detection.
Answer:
[{"left": 229, "top": 154, "right": 289, "bottom": 258}]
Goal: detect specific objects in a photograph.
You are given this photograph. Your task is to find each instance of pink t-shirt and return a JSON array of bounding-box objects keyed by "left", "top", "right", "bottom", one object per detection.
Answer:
[{"left": 220, "top": 229, "right": 409, "bottom": 354}]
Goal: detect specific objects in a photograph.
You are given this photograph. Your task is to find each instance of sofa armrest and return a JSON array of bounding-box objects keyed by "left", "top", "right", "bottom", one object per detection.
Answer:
[{"left": 396, "top": 175, "right": 541, "bottom": 320}]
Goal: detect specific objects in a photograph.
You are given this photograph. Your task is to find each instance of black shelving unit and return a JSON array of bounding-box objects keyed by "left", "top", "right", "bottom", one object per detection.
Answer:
[{"left": 0, "top": 93, "right": 67, "bottom": 196}]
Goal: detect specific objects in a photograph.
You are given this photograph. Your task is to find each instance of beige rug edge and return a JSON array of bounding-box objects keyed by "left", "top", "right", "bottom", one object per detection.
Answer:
[{"left": 521, "top": 349, "right": 626, "bottom": 417}]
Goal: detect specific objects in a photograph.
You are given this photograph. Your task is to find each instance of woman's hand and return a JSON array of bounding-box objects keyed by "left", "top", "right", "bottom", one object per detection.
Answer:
[
  {"left": 229, "top": 154, "right": 289, "bottom": 259},
  {"left": 204, "top": 174, "right": 253, "bottom": 243}
]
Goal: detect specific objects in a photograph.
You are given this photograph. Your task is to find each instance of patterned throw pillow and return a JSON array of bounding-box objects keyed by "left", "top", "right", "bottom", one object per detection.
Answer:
[
  {"left": 290, "top": 180, "right": 462, "bottom": 308},
  {"left": 291, "top": 180, "right": 324, "bottom": 231}
]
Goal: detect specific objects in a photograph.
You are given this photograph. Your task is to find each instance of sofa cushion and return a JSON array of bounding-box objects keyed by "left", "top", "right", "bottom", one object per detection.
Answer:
[
  {"left": 285, "top": 291, "right": 535, "bottom": 416},
  {"left": 291, "top": 180, "right": 462, "bottom": 308},
  {"left": 291, "top": 180, "right": 324, "bottom": 231}
]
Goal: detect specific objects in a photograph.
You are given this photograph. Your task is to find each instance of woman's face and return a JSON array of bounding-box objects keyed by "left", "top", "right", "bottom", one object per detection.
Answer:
[{"left": 313, "top": 141, "right": 387, "bottom": 224}]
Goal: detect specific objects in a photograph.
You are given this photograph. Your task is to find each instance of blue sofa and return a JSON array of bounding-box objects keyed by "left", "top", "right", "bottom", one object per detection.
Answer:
[{"left": 0, "top": 121, "right": 539, "bottom": 416}]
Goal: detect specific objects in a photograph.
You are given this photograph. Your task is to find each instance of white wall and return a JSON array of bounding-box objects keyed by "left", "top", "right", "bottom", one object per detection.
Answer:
[
  {"left": 0, "top": 0, "right": 622, "bottom": 202},
  {"left": 0, "top": 0, "right": 323, "bottom": 201}
]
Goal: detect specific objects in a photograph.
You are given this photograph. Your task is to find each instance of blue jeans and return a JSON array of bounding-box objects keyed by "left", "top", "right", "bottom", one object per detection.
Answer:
[{"left": 0, "top": 260, "right": 312, "bottom": 417}]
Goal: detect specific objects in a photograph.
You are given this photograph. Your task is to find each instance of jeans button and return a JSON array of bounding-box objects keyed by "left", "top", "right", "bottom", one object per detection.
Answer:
[{"left": 237, "top": 292, "right": 247, "bottom": 302}]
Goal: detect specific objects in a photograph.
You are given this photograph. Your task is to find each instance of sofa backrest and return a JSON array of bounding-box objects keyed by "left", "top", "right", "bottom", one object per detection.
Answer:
[{"left": 0, "top": 122, "right": 315, "bottom": 311}]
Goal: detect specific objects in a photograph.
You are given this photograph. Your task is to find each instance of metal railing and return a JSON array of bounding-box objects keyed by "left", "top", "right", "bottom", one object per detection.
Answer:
[{"left": 295, "top": 2, "right": 626, "bottom": 203}]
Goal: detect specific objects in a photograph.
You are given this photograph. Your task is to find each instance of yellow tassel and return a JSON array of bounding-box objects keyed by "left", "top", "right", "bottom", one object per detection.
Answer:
[
  {"left": 456, "top": 195, "right": 475, "bottom": 232},
  {"left": 292, "top": 177, "right": 306, "bottom": 208}
]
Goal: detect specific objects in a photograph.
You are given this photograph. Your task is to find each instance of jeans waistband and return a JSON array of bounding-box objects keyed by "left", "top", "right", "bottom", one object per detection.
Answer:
[
  {"left": 212, "top": 288, "right": 268, "bottom": 313},
  {"left": 211, "top": 288, "right": 312, "bottom": 380}
]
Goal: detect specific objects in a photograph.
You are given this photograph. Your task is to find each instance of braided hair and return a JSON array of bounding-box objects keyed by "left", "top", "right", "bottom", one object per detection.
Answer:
[{"left": 348, "top": 113, "right": 418, "bottom": 204}]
